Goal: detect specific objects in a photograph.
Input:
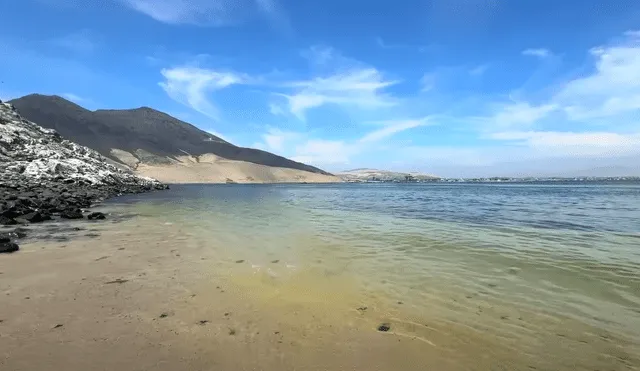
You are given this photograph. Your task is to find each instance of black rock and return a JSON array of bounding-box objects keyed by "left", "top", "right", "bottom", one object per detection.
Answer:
[
  {"left": 0, "top": 235, "right": 10, "bottom": 243},
  {"left": 20, "top": 211, "right": 51, "bottom": 223},
  {"left": 7, "top": 228, "right": 28, "bottom": 239},
  {"left": 377, "top": 323, "right": 391, "bottom": 332},
  {"left": 0, "top": 216, "right": 18, "bottom": 226},
  {"left": 0, "top": 242, "right": 19, "bottom": 254},
  {"left": 87, "top": 212, "right": 106, "bottom": 220},
  {"left": 60, "top": 208, "right": 83, "bottom": 220}
]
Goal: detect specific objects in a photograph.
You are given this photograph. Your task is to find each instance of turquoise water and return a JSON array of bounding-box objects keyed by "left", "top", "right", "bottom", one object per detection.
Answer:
[{"left": 107, "top": 182, "right": 640, "bottom": 367}]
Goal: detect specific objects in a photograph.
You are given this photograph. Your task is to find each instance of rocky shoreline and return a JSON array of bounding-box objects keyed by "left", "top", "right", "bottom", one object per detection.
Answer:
[{"left": 1, "top": 99, "right": 167, "bottom": 253}]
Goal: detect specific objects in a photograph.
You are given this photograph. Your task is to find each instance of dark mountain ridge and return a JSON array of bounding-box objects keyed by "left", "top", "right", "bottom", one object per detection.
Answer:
[{"left": 8, "top": 94, "right": 330, "bottom": 175}]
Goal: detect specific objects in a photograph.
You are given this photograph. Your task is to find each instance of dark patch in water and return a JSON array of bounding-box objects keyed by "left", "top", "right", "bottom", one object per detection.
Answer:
[{"left": 524, "top": 220, "right": 594, "bottom": 232}]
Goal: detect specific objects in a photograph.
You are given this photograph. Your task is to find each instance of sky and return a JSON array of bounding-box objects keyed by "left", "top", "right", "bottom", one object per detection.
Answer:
[{"left": 1, "top": 0, "right": 640, "bottom": 177}]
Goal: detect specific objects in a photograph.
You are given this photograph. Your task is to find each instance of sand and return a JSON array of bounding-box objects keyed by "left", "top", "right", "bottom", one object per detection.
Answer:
[
  {"left": 0, "top": 219, "right": 530, "bottom": 371},
  {"left": 110, "top": 151, "right": 342, "bottom": 184}
]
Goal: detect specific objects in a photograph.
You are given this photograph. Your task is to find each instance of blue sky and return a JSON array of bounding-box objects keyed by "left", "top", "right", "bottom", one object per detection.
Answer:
[{"left": 1, "top": 0, "right": 640, "bottom": 177}]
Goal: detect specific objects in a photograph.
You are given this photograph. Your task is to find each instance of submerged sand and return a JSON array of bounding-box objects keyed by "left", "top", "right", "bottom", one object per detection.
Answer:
[{"left": 1, "top": 213, "right": 638, "bottom": 371}]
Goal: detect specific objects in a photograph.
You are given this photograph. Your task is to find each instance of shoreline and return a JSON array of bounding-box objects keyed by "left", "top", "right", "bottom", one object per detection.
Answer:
[
  {"left": 0, "top": 178, "right": 168, "bottom": 251},
  {"left": 2, "top": 204, "right": 638, "bottom": 371},
  {"left": 1, "top": 99, "right": 168, "bottom": 251}
]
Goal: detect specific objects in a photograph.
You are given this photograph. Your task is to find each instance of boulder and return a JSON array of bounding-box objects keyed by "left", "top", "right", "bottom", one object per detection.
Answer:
[
  {"left": 60, "top": 208, "right": 83, "bottom": 219},
  {"left": 88, "top": 212, "right": 106, "bottom": 220},
  {"left": 0, "top": 242, "right": 19, "bottom": 254},
  {"left": 0, "top": 216, "right": 18, "bottom": 225},
  {"left": 19, "top": 211, "right": 51, "bottom": 223}
]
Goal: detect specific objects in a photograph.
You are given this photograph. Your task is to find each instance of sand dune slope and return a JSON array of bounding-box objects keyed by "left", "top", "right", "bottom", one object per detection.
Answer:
[{"left": 131, "top": 153, "right": 341, "bottom": 184}]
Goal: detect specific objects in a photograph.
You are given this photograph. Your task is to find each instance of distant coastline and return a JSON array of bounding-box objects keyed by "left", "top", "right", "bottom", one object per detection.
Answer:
[{"left": 342, "top": 176, "right": 640, "bottom": 184}]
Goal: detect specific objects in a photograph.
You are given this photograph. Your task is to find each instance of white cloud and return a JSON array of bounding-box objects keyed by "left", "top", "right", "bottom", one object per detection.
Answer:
[
  {"left": 61, "top": 93, "right": 85, "bottom": 103},
  {"left": 159, "top": 66, "right": 248, "bottom": 120},
  {"left": 358, "top": 118, "right": 433, "bottom": 143},
  {"left": 624, "top": 30, "right": 640, "bottom": 38},
  {"left": 482, "top": 31, "right": 640, "bottom": 130},
  {"left": 269, "top": 103, "right": 286, "bottom": 116},
  {"left": 300, "top": 45, "right": 336, "bottom": 66},
  {"left": 420, "top": 73, "right": 436, "bottom": 92},
  {"left": 254, "top": 116, "right": 432, "bottom": 167},
  {"left": 554, "top": 35, "right": 640, "bottom": 120},
  {"left": 122, "top": 0, "right": 287, "bottom": 27},
  {"left": 258, "top": 128, "right": 303, "bottom": 152},
  {"left": 291, "top": 139, "right": 353, "bottom": 165},
  {"left": 50, "top": 29, "right": 95, "bottom": 54},
  {"left": 281, "top": 47, "right": 400, "bottom": 120},
  {"left": 490, "top": 131, "right": 640, "bottom": 157},
  {"left": 522, "top": 48, "right": 552, "bottom": 58},
  {"left": 283, "top": 68, "right": 399, "bottom": 120},
  {"left": 254, "top": 0, "right": 291, "bottom": 33},
  {"left": 481, "top": 102, "right": 557, "bottom": 129}
]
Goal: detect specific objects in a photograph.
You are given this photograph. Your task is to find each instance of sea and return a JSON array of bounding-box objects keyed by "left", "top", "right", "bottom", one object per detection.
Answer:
[{"left": 102, "top": 182, "right": 640, "bottom": 370}]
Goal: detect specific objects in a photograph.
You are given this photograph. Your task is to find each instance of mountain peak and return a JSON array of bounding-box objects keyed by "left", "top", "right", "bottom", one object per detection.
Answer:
[{"left": 8, "top": 93, "right": 333, "bottom": 177}]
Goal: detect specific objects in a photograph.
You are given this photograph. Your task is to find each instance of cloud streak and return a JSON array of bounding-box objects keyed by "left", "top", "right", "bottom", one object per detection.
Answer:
[
  {"left": 254, "top": 117, "right": 433, "bottom": 167},
  {"left": 522, "top": 48, "right": 552, "bottom": 58},
  {"left": 159, "top": 66, "right": 249, "bottom": 120},
  {"left": 122, "top": 0, "right": 289, "bottom": 28},
  {"left": 282, "top": 68, "right": 399, "bottom": 120}
]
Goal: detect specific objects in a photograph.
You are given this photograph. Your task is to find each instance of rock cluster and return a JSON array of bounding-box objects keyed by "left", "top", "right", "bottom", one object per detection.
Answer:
[{"left": 1, "top": 99, "right": 167, "bottom": 251}]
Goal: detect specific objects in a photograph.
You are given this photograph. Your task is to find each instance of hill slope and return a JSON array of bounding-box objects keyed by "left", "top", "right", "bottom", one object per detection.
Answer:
[
  {"left": 8, "top": 94, "right": 337, "bottom": 183},
  {"left": 337, "top": 168, "right": 440, "bottom": 182},
  {"left": 1, "top": 99, "right": 166, "bottom": 226}
]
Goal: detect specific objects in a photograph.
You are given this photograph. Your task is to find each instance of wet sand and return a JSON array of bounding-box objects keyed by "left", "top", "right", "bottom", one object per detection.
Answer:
[{"left": 1, "top": 215, "right": 638, "bottom": 371}]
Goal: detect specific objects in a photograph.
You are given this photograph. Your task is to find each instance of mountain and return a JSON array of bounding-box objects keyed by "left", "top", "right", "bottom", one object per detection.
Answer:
[
  {"left": 1, "top": 99, "right": 165, "bottom": 226},
  {"left": 337, "top": 168, "right": 440, "bottom": 182},
  {"left": 8, "top": 94, "right": 339, "bottom": 183}
]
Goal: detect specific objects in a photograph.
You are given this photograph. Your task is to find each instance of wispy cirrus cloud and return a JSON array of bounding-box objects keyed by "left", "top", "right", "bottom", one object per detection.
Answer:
[
  {"left": 159, "top": 46, "right": 400, "bottom": 122},
  {"left": 522, "top": 48, "right": 552, "bottom": 58},
  {"left": 470, "top": 30, "right": 640, "bottom": 167},
  {"left": 60, "top": 93, "right": 86, "bottom": 103},
  {"left": 253, "top": 117, "right": 433, "bottom": 167},
  {"left": 159, "top": 66, "right": 250, "bottom": 120},
  {"left": 121, "top": 0, "right": 289, "bottom": 28},
  {"left": 478, "top": 102, "right": 558, "bottom": 129},
  {"left": 358, "top": 118, "right": 433, "bottom": 143},
  {"left": 281, "top": 68, "right": 399, "bottom": 120},
  {"left": 278, "top": 46, "right": 400, "bottom": 120}
]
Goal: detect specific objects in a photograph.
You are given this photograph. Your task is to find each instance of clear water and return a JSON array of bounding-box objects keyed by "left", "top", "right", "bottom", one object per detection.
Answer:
[{"left": 105, "top": 182, "right": 640, "bottom": 368}]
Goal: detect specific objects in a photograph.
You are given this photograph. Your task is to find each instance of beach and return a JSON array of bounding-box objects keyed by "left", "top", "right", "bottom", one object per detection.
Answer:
[{"left": 2, "top": 183, "right": 639, "bottom": 371}]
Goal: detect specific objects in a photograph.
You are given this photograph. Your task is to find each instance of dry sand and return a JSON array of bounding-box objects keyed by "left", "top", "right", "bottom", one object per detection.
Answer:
[{"left": 110, "top": 150, "right": 342, "bottom": 184}]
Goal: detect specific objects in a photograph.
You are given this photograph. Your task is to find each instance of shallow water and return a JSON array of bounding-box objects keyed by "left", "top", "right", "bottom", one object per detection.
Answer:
[{"left": 100, "top": 182, "right": 640, "bottom": 370}]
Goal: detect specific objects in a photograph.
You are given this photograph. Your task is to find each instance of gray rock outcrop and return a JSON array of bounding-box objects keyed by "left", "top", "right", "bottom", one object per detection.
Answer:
[{"left": 1, "top": 99, "right": 167, "bottom": 229}]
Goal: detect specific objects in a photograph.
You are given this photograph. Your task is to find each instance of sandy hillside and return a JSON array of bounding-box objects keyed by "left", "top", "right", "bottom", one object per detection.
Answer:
[{"left": 115, "top": 152, "right": 342, "bottom": 184}]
